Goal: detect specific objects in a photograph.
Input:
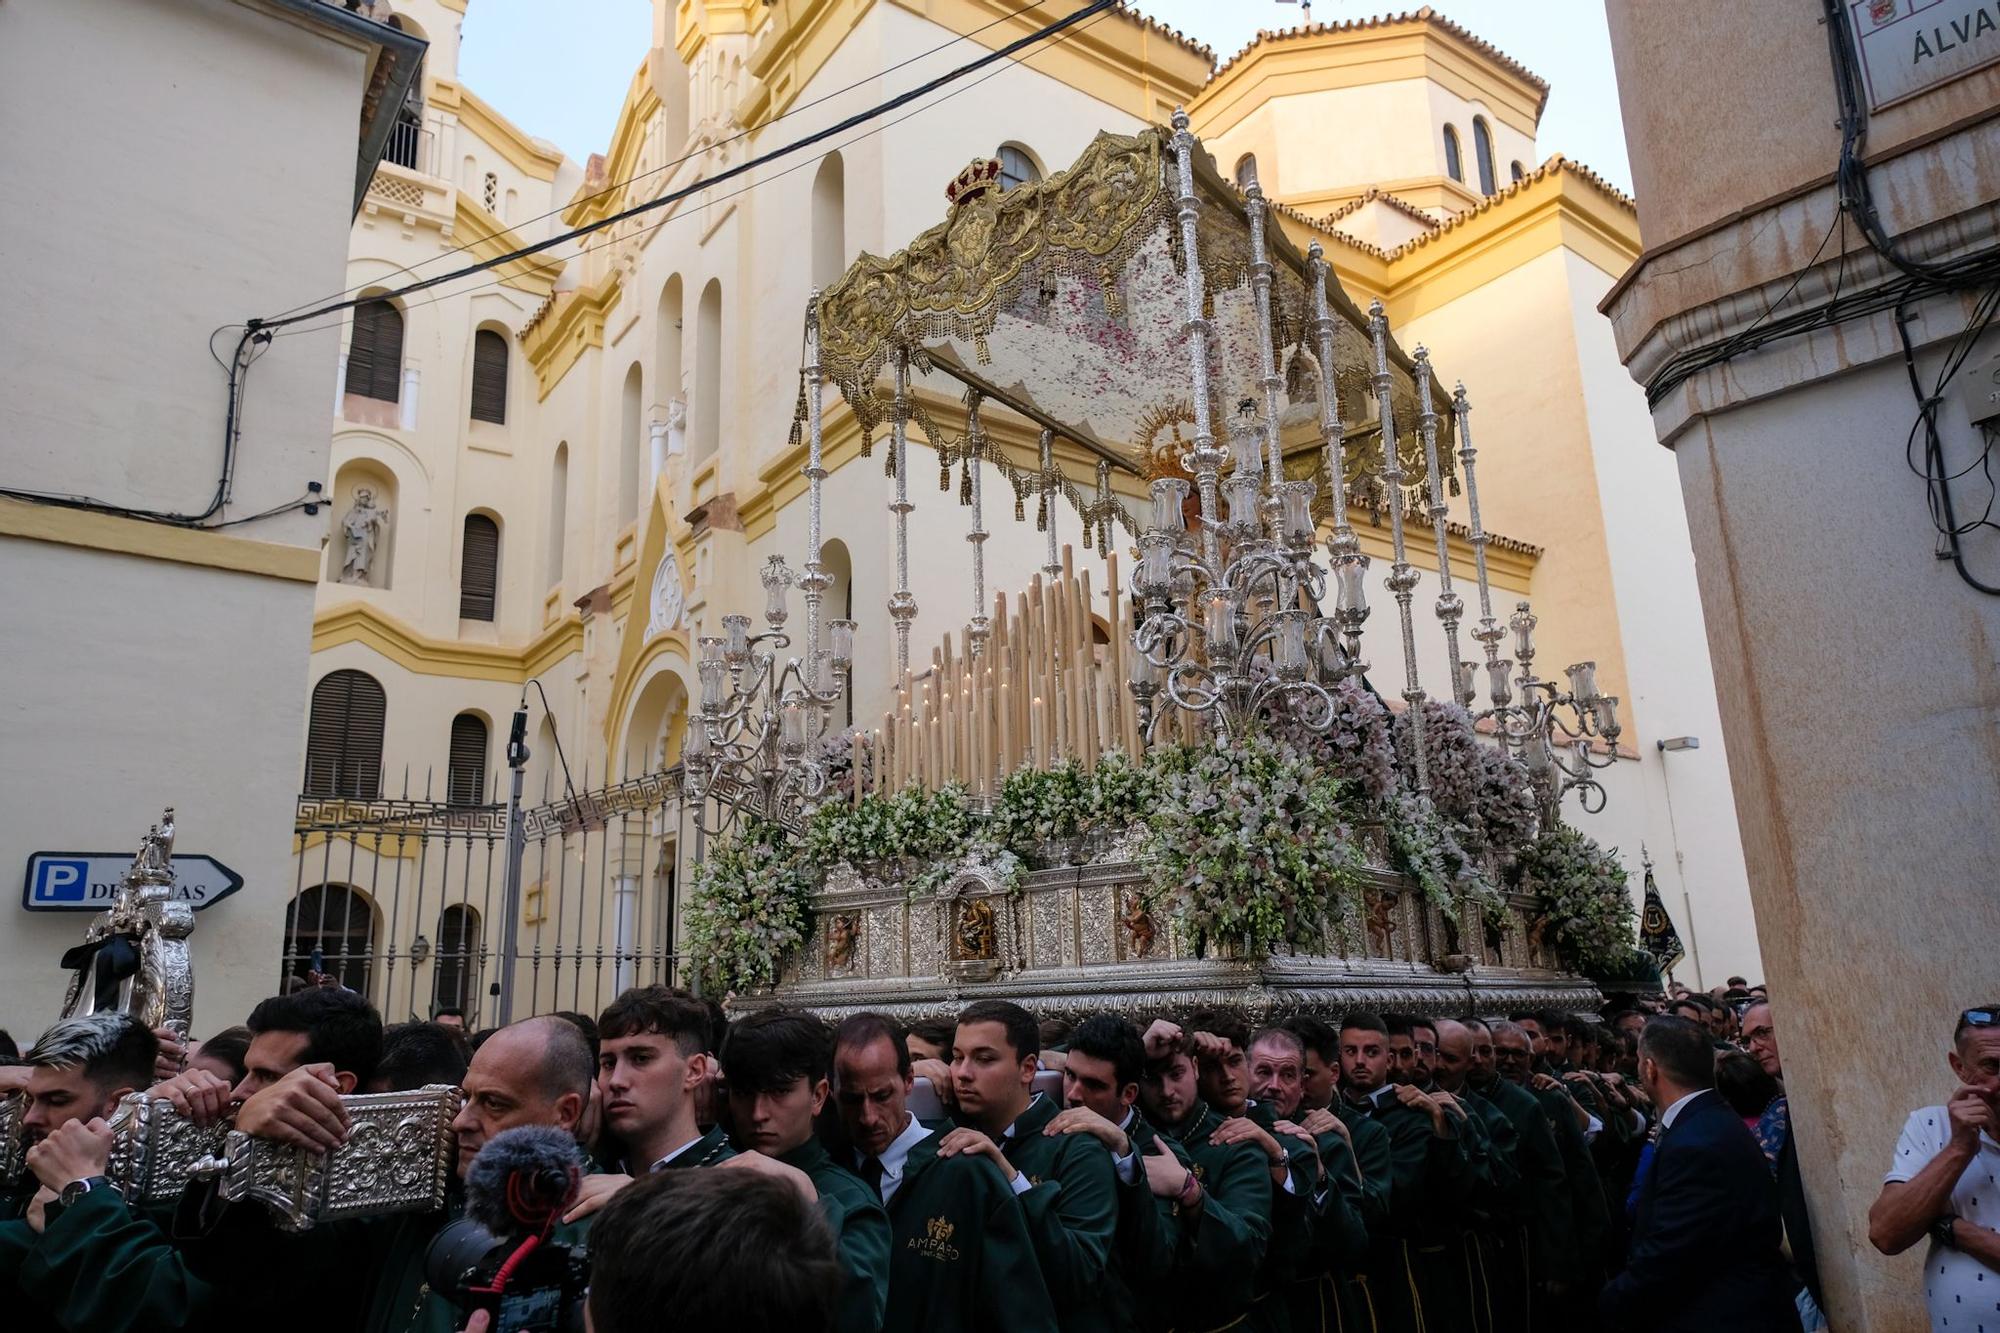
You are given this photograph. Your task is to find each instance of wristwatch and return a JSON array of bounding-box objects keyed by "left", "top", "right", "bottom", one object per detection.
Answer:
[
  {"left": 1934, "top": 1215, "right": 1960, "bottom": 1250},
  {"left": 58, "top": 1176, "right": 108, "bottom": 1209},
  {"left": 1271, "top": 1145, "right": 1291, "bottom": 1171}
]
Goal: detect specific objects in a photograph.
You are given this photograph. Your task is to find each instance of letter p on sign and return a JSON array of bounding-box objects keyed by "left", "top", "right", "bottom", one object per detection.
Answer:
[{"left": 30, "top": 859, "right": 88, "bottom": 905}]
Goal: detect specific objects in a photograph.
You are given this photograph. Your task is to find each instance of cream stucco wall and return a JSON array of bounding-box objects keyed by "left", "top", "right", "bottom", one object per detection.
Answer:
[{"left": 0, "top": 0, "right": 380, "bottom": 1035}]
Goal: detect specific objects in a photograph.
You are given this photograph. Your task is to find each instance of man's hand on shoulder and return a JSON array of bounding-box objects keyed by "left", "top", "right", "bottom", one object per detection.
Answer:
[
  {"left": 720, "top": 1150, "right": 819, "bottom": 1203},
  {"left": 1043, "top": 1105, "right": 1130, "bottom": 1156},
  {"left": 235, "top": 1064, "right": 350, "bottom": 1153},
  {"left": 561, "top": 1172, "right": 634, "bottom": 1223},
  {"left": 935, "top": 1126, "right": 1018, "bottom": 1183}
]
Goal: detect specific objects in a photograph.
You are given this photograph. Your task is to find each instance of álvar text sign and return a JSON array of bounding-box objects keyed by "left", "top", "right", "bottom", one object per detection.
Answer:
[
  {"left": 23, "top": 852, "right": 243, "bottom": 912},
  {"left": 1849, "top": 0, "right": 2000, "bottom": 111}
]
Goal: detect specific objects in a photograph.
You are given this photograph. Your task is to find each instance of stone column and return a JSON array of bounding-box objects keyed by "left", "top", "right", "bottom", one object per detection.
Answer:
[{"left": 1603, "top": 6, "right": 2000, "bottom": 1329}]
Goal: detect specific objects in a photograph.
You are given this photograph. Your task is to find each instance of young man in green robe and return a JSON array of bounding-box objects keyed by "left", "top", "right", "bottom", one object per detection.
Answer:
[
  {"left": 1287, "top": 1013, "right": 1397, "bottom": 1333},
  {"left": 1335, "top": 1013, "right": 1475, "bottom": 1333},
  {"left": 831, "top": 1012, "right": 1056, "bottom": 1333},
  {"left": 1493, "top": 1019, "right": 1606, "bottom": 1329},
  {"left": 722, "top": 1008, "right": 890, "bottom": 1333},
  {"left": 1138, "top": 1019, "right": 1276, "bottom": 1332},
  {"left": 1465, "top": 1017, "right": 1574, "bottom": 1333},
  {"left": 942, "top": 999, "right": 1122, "bottom": 1333}
]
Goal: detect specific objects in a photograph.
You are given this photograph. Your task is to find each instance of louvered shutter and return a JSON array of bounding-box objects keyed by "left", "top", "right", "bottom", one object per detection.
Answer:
[
  {"left": 305, "top": 670, "right": 386, "bottom": 798},
  {"left": 459, "top": 514, "right": 499, "bottom": 621},
  {"left": 470, "top": 329, "right": 508, "bottom": 424},
  {"left": 447, "top": 713, "right": 489, "bottom": 805},
  {"left": 345, "top": 301, "right": 404, "bottom": 403}
]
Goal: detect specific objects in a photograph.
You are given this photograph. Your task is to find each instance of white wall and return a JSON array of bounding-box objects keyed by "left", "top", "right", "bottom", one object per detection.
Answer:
[{"left": 0, "top": 0, "right": 372, "bottom": 1036}]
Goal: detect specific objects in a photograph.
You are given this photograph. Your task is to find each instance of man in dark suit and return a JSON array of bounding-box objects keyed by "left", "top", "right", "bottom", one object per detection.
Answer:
[{"left": 1599, "top": 1015, "right": 1801, "bottom": 1333}]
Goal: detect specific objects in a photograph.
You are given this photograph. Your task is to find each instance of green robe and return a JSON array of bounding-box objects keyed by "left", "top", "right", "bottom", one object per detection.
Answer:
[
  {"left": 778, "top": 1136, "right": 892, "bottom": 1333},
  {"left": 1457, "top": 1085, "right": 1525, "bottom": 1333},
  {"left": 1119, "top": 1112, "right": 1187, "bottom": 1332},
  {"left": 1528, "top": 1082, "right": 1607, "bottom": 1288},
  {"left": 11, "top": 1189, "right": 225, "bottom": 1333},
  {"left": 1157, "top": 1099, "right": 1274, "bottom": 1333},
  {"left": 989, "top": 1092, "right": 1123, "bottom": 1333},
  {"left": 880, "top": 1123, "right": 1057, "bottom": 1333},
  {"left": 1334, "top": 1087, "right": 1471, "bottom": 1333},
  {"left": 1276, "top": 1118, "right": 1372, "bottom": 1333},
  {"left": 1472, "top": 1073, "right": 1572, "bottom": 1330}
]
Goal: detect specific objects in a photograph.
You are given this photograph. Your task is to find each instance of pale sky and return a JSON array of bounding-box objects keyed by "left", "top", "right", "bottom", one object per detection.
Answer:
[{"left": 457, "top": 0, "right": 1633, "bottom": 195}]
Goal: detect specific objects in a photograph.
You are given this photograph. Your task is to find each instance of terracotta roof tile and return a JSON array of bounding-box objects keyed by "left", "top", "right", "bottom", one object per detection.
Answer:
[
  {"left": 1381, "top": 154, "right": 1634, "bottom": 259},
  {"left": 1322, "top": 187, "right": 1441, "bottom": 231},
  {"left": 1114, "top": 2, "right": 1213, "bottom": 65},
  {"left": 1206, "top": 7, "right": 1549, "bottom": 115}
]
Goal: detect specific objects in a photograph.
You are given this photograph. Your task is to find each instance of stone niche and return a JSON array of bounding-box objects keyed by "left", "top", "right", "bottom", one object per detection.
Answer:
[{"left": 742, "top": 840, "right": 1599, "bottom": 1021}]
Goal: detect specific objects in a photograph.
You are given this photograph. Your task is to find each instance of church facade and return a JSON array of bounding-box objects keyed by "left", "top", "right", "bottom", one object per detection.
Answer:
[{"left": 296, "top": 0, "right": 1760, "bottom": 1019}]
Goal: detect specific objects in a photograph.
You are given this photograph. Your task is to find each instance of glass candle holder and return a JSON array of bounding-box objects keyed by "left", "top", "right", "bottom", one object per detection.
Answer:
[
  {"left": 780, "top": 693, "right": 807, "bottom": 755},
  {"left": 1454, "top": 659, "right": 1478, "bottom": 705},
  {"left": 828, "top": 619, "right": 856, "bottom": 670},
  {"left": 723, "top": 614, "right": 752, "bottom": 667},
  {"left": 1203, "top": 590, "right": 1239, "bottom": 657},
  {"left": 1565, "top": 660, "right": 1599, "bottom": 705},
  {"left": 1275, "top": 609, "right": 1310, "bottom": 678},
  {"left": 699, "top": 659, "right": 728, "bottom": 713},
  {"left": 1594, "top": 695, "right": 1621, "bottom": 738},
  {"left": 761, "top": 556, "right": 792, "bottom": 628},
  {"left": 1510, "top": 602, "right": 1537, "bottom": 661},
  {"left": 1280, "top": 481, "right": 1317, "bottom": 547},
  {"left": 1150, "top": 477, "right": 1191, "bottom": 534},
  {"left": 1487, "top": 657, "right": 1514, "bottom": 708},
  {"left": 1335, "top": 560, "right": 1368, "bottom": 617},
  {"left": 699, "top": 634, "right": 724, "bottom": 666}
]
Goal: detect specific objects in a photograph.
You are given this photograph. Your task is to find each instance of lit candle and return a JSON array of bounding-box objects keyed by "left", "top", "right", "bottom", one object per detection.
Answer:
[
  {"left": 1031, "top": 695, "right": 1046, "bottom": 769},
  {"left": 1204, "top": 590, "right": 1239, "bottom": 657}
]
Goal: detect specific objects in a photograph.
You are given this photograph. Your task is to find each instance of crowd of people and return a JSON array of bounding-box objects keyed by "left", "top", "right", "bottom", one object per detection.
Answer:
[{"left": 0, "top": 979, "right": 1991, "bottom": 1332}]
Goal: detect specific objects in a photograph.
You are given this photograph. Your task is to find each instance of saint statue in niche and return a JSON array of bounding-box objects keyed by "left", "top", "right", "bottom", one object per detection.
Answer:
[
  {"left": 954, "top": 898, "right": 997, "bottom": 962},
  {"left": 827, "top": 914, "right": 858, "bottom": 975},
  {"left": 339, "top": 488, "right": 391, "bottom": 585}
]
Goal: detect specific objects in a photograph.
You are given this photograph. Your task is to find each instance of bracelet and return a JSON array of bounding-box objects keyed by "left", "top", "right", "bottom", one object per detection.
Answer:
[
  {"left": 1933, "top": 1215, "right": 1960, "bottom": 1251},
  {"left": 1177, "top": 1170, "right": 1202, "bottom": 1208}
]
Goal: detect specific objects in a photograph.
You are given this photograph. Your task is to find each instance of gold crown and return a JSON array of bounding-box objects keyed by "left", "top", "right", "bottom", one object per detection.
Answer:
[
  {"left": 926, "top": 1215, "right": 956, "bottom": 1243},
  {"left": 946, "top": 158, "right": 1003, "bottom": 207}
]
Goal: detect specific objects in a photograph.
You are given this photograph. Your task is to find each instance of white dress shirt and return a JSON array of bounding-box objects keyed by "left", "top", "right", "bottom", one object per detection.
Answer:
[
  {"left": 1659, "top": 1087, "right": 1707, "bottom": 1130},
  {"left": 861, "top": 1110, "right": 935, "bottom": 1206}
]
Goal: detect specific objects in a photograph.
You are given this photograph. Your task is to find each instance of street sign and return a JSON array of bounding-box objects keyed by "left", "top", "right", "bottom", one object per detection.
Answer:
[
  {"left": 1847, "top": 0, "right": 2000, "bottom": 112},
  {"left": 22, "top": 852, "right": 244, "bottom": 912}
]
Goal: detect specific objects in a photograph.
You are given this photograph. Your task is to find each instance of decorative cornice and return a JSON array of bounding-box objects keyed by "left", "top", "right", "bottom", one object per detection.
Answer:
[
  {"left": 520, "top": 270, "right": 623, "bottom": 401},
  {"left": 450, "top": 195, "right": 561, "bottom": 299},
  {"left": 1206, "top": 6, "right": 1549, "bottom": 115},
  {"left": 1383, "top": 154, "right": 1635, "bottom": 260},
  {"left": 432, "top": 79, "right": 565, "bottom": 183},
  {"left": 312, "top": 601, "right": 584, "bottom": 683},
  {"left": 0, "top": 497, "right": 320, "bottom": 583}
]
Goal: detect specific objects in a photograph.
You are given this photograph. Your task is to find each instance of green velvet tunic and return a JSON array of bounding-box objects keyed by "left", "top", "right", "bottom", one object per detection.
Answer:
[
  {"left": 879, "top": 1124, "right": 1058, "bottom": 1333},
  {"left": 1156, "top": 1099, "right": 1275, "bottom": 1333},
  {"left": 990, "top": 1092, "right": 1124, "bottom": 1333},
  {"left": 777, "top": 1135, "right": 893, "bottom": 1333}
]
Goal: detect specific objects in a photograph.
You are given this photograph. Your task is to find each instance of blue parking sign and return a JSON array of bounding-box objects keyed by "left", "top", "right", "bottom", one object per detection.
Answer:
[{"left": 30, "top": 858, "right": 90, "bottom": 905}]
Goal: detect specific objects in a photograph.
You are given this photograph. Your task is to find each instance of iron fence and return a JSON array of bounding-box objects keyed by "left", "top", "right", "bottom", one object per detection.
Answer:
[{"left": 286, "top": 765, "right": 694, "bottom": 1027}]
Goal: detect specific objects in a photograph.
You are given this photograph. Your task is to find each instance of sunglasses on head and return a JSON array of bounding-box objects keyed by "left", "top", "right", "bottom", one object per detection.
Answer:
[{"left": 1962, "top": 1008, "right": 1999, "bottom": 1030}]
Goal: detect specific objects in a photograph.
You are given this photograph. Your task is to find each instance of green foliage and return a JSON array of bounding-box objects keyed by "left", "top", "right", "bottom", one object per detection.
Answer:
[
  {"left": 681, "top": 818, "right": 819, "bottom": 997},
  {"left": 1509, "top": 823, "right": 1639, "bottom": 975},
  {"left": 1136, "top": 736, "right": 1368, "bottom": 956}
]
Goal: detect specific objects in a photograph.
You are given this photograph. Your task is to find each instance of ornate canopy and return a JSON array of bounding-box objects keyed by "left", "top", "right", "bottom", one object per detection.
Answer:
[{"left": 804, "top": 125, "right": 1454, "bottom": 534}]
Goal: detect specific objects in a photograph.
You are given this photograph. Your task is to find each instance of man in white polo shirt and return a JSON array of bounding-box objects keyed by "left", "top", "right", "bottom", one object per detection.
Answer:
[{"left": 1870, "top": 1004, "right": 2000, "bottom": 1331}]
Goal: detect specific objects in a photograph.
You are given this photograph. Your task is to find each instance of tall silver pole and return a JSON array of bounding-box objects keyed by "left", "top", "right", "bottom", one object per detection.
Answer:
[
  {"left": 1453, "top": 383, "right": 1510, "bottom": 710},
  {"left": 1039, "top": 428, "right": 1061, "bottom": 579},
  {"left": 496, "top": 704, "right": 529, "bottom": 1025},
  {"left": 967, "top": 394, "right": 991, "bottom": 657},
  {"left": 1168, "top": 108, "right": 1227, "bottom": 581},
  {"left": 1414, "top": 349, "right": 1467, "bottom": 704},
  {"left": 801, "top": 294, "right": 830, "bottom": 693},
  {"left": 1369, "top": 300, "right": 1429, "bottom": 792},
  {"left": 1310, "top": 243, "right": 1369, "bottom": 670},
  {"left": 888, "top": 348, "right": 916, "bottom": 679}
]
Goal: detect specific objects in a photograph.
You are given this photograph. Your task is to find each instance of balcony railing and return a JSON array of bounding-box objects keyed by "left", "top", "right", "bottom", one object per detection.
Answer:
[{"left": 381, "top": 119, "right": 431, "bottom": 174}]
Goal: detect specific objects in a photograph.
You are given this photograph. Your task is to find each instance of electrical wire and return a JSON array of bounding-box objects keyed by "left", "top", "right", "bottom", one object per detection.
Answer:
[
  {"left": 248, "top": 0, "right": 1119, "bottom": 338},
  {"left": 262, "top": 0, "right": 1123, "bottom": 348},
  {"left": 260, "top": 0, "right": 1060, "bottom": 321}
]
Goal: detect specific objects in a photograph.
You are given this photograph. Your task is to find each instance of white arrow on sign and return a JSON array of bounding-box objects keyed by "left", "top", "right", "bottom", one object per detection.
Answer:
[{"left": 22, "top": 852, "right": 244, "bottom": 912}]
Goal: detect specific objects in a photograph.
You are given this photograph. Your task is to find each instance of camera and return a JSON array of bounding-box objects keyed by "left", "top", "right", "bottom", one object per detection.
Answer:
[{"left": 425, "top": 1216, "right": 589, "bottom": 1333}]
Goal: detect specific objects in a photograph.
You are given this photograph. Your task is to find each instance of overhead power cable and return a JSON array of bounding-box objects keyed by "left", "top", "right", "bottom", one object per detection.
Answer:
[{"left": 249, "top": 0, "right": 1120, "bottom": 338}]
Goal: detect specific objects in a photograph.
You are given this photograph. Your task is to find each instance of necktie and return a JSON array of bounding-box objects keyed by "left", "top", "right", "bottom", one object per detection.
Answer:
[{"left": 860, "top": 1154, "right": 886, "bottom": 1199}]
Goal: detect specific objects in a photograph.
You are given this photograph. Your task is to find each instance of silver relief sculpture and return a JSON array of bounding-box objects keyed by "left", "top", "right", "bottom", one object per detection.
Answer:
[
  {"left": 338, "top": 488, "right": 391, "bottom": 585},
  {"left": 60, "top": 809, "right": 195, "bottom": 1043}
]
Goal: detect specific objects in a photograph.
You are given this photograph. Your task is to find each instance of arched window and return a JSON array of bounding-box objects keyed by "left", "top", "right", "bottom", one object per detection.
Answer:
[
  {"left": 619, "top": 363, "right": 643, "bottom": 525},
  {"left": 656, "top": 276, "right": 683, "bottom": 403},
  {"left": 345, "top": 300, "right": 404, "bottom": 403},
  {"left": 1510, "top": 160, "right": 1525, "bottom": 183},
  {"left": 283, "top": 884, "right": 377, "bottom": 996},
  {"left": 1234, "top": 153, "right": 1259, "bottom": 189},
  {"left": 447, "top": 712, "right": 489, "bottom": 805},
  {"left": 431, "top": 904, "right": 482, "bottom": 1017},
  {"left": 693, "top": 280, "right": 722, "bottom": 463},
  {"left": 304, "top": 669, "right": 386, "bottom": 798},
  {"left": 469, "top": 328, "right": 508, "bottom": 424},
  {"left": 1472, "top": 117, "right": 1497, "bottom": 195},
  {"left": 812, "top": 153, "right": 846, "bottom": 290},
  {"left": 1442, "top": 126, "right": 1463, "bottom": 184},
  {"left": 996, "top": 144, "right": 1040, "bottom": 191},
  {"left": 459, "top": 513, "right": 499, "bottom": 621},
  {"left": 546, "top": 443, "right": 568, "bottom": 587}
]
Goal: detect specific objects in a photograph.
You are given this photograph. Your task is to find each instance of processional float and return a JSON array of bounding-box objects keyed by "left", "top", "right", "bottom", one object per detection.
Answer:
[
  {"left": 680, "top": 115, "right": 1641, "bottom": 1020},
  {"left": 2, "top": 812, "right": 461, "bottom": 1230}
]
